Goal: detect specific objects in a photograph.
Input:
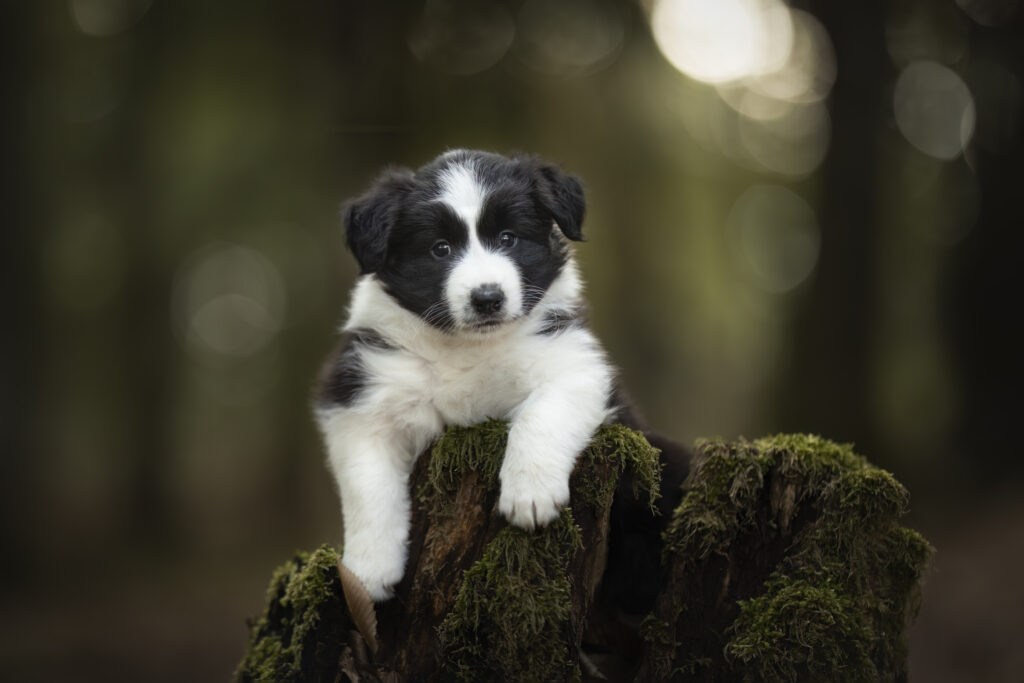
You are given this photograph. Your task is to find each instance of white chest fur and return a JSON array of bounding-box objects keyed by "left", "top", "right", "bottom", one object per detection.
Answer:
[{"left": 358, "top": 324, "right": 562, "bottom": 428}]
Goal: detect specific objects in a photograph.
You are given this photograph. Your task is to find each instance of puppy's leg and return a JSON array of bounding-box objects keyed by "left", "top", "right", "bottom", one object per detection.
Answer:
[
  {"left": 320, "top": 412, "right": 415, "bottom": 601},
  {"left": 498, "top": 369, "right": 611, "bottom": 530}
]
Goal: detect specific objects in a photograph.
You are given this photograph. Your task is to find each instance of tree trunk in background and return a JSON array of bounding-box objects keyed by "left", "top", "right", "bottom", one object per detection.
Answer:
[
  {"left": 945, "top": 13, "right": 1024, "bottom": 486},
  {"left": 235, "top": 426, "right": 932, "bottom": 682},
  {"left": 776, "top": 0, "right": 888, "bottom": 452},
  {"left": 0, "top": 2, "right": 41, "bottom": 580}
]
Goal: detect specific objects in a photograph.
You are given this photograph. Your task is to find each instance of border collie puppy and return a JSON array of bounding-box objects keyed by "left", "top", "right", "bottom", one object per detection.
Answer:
[{"left": 316, "top": 150, "right": 682, "bottom": 603}]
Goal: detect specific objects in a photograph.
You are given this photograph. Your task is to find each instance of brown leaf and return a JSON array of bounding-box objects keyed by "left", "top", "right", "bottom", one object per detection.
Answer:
[{"left": 338, "top": 561, "right": 380, "bottom": 657}]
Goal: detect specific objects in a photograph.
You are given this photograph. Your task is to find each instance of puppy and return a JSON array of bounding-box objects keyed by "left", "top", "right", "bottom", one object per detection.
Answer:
[{"left": 315, "top": 150, "right": 685, "bottom": 603}]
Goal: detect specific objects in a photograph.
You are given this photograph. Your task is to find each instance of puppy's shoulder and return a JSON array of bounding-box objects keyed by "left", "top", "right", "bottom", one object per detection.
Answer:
[
  {"left": 315, "top": 328, "right": 395, "bottom": 409},
  {"left": 520, "top": 307, "right": 610, "bottom": 385}
]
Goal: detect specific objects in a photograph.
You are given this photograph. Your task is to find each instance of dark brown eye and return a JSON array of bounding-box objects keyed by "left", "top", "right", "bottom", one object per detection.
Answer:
[
  {"left": 499, "top": 231, "right": 518, "bottom": 248},
  {"left": 431, "top": 240, "right": 452, "bottom": 258}
]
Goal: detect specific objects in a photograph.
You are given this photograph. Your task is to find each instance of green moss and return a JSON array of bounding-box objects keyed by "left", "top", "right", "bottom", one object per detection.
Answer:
[
  {"left": 638, "top": 614, "right": 674, "bottom": 649},
  {"left": 661, "top": 434, "right": 934, "bottom": 681},
  {"left": 423, "top": 420, "right": 661, "bottom": 516},
  {"left": 439, "top": 508, "right": 583, "bottom": 682},
  {"left": 664, "top": 439, "right": 775, "bottom": 561},
  {"left": 578, "top": 423, "right": 662, "bottom": 512},
  {"left": 234, "top": 545, "right": 348, "bottom": 683},
  {"left": 753, "top": 433, "right": 865, "bottom": 473},
  {"left": 726, "top": 578, "right": 876, "bottom": 681},
  {"left": 421, "top": 418, "right": 509, "bottom": 513}
]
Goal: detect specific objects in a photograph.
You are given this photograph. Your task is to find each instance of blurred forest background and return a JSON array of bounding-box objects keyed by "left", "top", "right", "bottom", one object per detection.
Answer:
[{"left": 2, "top": 0, "right": 1022, "bottom": 680}]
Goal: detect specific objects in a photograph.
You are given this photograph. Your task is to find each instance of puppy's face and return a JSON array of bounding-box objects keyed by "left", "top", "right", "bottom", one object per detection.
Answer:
[{"left": 344, "top": 151, "right": 585, "bottom": 333}]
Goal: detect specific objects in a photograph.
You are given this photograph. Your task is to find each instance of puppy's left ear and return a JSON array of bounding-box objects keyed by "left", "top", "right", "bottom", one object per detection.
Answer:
[
  {"left": 534, "top": 162, "right": 586, "bottom": 241},
  {"left": 342, "top": 167, "right": 414, "bottom": 274}
]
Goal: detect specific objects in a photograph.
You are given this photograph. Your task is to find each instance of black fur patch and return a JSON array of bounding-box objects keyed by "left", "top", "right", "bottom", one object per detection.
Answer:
[
  {"left": 535, "top": 309, "right": 583, "bottom": 336},
  {"left": 349, "top": 328, "right": 393, "bottom": 351},
  {"left": 316, "top": 329, "right": 393, "bottom": 408},
  {"left": 477, "top": 185, "right": 571, "bottom": 316},
  {"left": 344, "top": 169, "right": 415, "bottom": 275}
]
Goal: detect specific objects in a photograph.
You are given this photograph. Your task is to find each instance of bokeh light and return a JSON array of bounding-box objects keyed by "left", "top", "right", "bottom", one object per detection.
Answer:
[
  {"left": 513, "top": 0, "right": 626, "bottom": 77},
  {"left": 955, "top": 0, "right": 1021, "bottom": 26},
  {"left": 711, "top": 9, "right": 835, "bottom": 123},
  {"left": 172, "top": 245, "right": 287, "bottom": 360},
  {"left": 893, "top": 60, "right": 976, "bottom": 160},
  {"left": 650, "top": 1, "right": 835, "bottom": 178},
  {"left": 739, "top": 100, "right": 831, "bottom": 177},
  {"left": 728, "top": 184, "right": 820, "bottom": 293},
  {"left": 650, "top": 0, "right": 793, "bottom": 86},
  {"left": 886, "top": 0, "right": 968, "bottom": 68},
  {"left": 68, "top": 0, "right": 152, "bottom": 37},
  {"left": 748, "top": 9, "right": 835, "bottom": 105},
  {"left": 407, "top": 0, "right": 516, "bottom": 75}
]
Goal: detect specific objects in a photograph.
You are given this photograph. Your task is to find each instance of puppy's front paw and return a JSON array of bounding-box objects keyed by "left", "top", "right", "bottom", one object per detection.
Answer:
[
  {"left": 355, "top": 574, "right": 395, "bottom": 602},
  {"left": 342, "top": 551, "right": 404, "bottom": 602},
  {"left": 498, "top": 468, "right": 570, "bottom": 531}
]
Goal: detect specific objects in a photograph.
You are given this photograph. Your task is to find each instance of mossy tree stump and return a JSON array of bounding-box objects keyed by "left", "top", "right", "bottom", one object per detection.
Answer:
[
  {"left": 236, "top": 428, "right": 932, "bottom": 682},
  {"left": 637, "top": 436, "right": 934, "bottom": 682}
]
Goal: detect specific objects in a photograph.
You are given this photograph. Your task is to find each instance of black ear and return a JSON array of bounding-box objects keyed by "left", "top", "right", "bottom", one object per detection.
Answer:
[
  {"left": 534, "top": 162, "right": 586, "bottom": 241},
  {"left": 342, "top": 168, "right": 414, "bottom": 274}
]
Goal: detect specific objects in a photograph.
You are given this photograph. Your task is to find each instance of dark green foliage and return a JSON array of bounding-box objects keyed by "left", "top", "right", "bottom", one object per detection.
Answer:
[
  {"left": 658, "top": 434, "right": 933, "bottom": 681},
  {"left": 235, "top": 545, "right": 349, "bottom": 683}
]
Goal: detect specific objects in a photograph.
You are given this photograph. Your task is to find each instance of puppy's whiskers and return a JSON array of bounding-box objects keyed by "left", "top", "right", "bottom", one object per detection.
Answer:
[{"left": 422, "top": 300, "right": 457, "bottom": 334}]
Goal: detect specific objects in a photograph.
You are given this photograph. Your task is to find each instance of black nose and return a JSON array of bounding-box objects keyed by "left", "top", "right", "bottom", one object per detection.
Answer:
[{"left": 470, "top": 284, "right": 505, "bottom": 315}]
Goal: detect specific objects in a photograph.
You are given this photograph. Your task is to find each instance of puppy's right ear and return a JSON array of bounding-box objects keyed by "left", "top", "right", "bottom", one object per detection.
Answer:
[{"left": 343, "top": 168, "right": 414, "bottom": 274}]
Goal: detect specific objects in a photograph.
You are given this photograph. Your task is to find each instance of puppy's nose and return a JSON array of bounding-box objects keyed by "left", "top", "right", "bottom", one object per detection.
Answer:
[{"left": 470, "top": 284, "right": 505, "bottom": 315}]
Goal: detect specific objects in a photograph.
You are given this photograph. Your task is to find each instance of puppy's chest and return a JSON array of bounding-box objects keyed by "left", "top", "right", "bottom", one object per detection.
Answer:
[{"left": 426, "top": 350, "right": 530, "bottom": 424}]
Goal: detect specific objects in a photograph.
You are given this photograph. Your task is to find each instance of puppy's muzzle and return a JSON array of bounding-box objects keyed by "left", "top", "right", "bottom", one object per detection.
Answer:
[{"left": 470, "top": 284, "right": 506, "bottom": 316}]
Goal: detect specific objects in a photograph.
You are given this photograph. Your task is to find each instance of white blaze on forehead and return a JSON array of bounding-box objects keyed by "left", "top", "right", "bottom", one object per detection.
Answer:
[
  {"left": 435, "top": 162, "right": 524, "bottom": 327},
  {"left": 436, "top": 162, "right": 488, "bottom": 236}
]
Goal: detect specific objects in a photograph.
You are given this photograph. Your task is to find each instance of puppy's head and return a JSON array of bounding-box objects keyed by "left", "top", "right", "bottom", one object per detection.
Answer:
[{"left": 343, "top": 150, "right": 585, "bottom": 332}]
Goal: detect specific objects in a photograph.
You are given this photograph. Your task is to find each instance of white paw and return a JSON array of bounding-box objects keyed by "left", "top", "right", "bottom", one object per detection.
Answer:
[
  {"left": 341, "top": 550, "right": 405, "bottom": 602},
  {"left": 497, "top": 467, "right": 570, "bottom": 531}
]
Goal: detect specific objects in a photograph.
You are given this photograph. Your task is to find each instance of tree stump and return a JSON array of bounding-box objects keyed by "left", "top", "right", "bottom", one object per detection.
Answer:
[{"left": 235, "top": 428, "right": 932, "bottom": 682}]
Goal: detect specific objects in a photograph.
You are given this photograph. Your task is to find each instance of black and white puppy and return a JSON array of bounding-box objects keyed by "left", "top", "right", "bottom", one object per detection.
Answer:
[{"left": 316, "top": 150, "right": 681, "bottom": 603}]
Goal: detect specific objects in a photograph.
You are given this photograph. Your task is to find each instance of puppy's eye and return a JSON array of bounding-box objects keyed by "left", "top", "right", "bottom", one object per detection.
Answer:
[
  {"left": 498, "top": 231, "right": 518, "bottom": 248},
  {"left": 431, "top": 240, "right": 452, "bottom": 258}
]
